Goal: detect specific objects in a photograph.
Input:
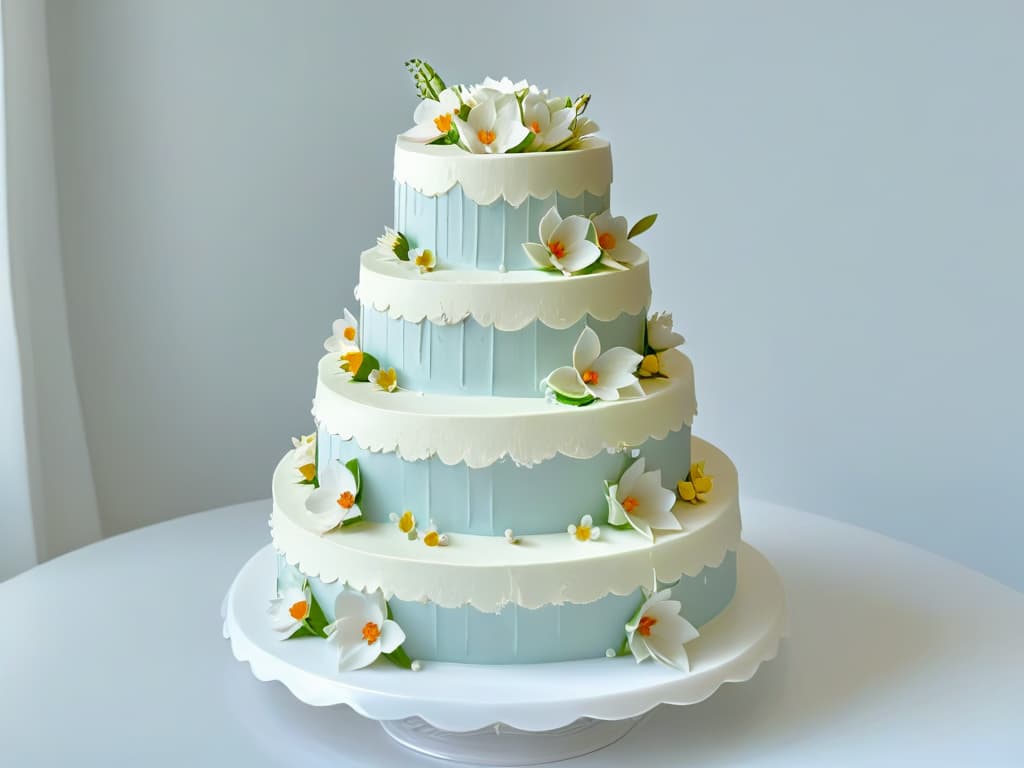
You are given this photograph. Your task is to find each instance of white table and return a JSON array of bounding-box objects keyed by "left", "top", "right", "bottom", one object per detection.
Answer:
[{"left": 2, "top": 499, "right": 1022, "bottom": 766}]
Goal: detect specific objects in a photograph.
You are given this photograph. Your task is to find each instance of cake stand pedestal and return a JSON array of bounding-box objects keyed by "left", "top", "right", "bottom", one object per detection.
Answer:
[{"left": 223, "top": 543, "right": 786, "bottom": 766}]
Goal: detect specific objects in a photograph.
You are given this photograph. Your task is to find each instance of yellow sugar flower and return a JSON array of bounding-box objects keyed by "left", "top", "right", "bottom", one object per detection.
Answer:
[
  {"left": 389, "top": 510, "right": 418, "bottom": 541},
  {"left": 420, "top": 520, "right": 449, "bottom": 547},
  {"left": 369, "top": 367, "right": 398, "bottom": 393},
  {"left": 677, "top": 461, "right": 713, "bottom": 504},
  {"left": 342, "top": 350, "right": 363, "bottom": 375}
]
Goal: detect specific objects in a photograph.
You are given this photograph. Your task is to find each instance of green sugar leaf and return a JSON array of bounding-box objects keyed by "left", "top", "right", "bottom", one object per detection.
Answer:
[
  {"left": 351, "top": 353, "right": 381, "bottom": 382},
  {"left": 627, "top": 214, "right": 658, "bottom": 239}
]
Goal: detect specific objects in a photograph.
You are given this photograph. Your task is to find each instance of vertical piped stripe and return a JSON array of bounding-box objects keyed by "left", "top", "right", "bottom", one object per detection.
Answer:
[
  {"left": 459, "top": 323, "right": 466, "bottom": 389},
  {"left": 512, "top": 605, "right": 519, "bottom": 657},
  {"left": 465, "top": 465, "right": 472, "bottom": 529}
]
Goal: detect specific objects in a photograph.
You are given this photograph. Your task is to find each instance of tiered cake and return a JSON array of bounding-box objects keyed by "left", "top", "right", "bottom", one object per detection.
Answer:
[{"left": 267, "top": 68, "right": 743, "bottom": 673}]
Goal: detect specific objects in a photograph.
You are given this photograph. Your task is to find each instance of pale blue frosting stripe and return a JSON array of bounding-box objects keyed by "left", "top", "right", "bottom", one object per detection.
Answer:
[
  {"left": 359, "top": 308, "right": 646, "bottom": 397},
  {"left": 280, "top": 550, "right": 737, "bottom": 665},
  {"left": 395, "top": 183, "right": 611, "bottom": 271},
  {"left": 316, "top": 424, "right": 692, "bottom": 536}
]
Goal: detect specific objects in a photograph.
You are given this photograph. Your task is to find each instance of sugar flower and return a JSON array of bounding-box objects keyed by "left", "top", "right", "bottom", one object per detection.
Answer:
[
  {"left": 324, "top": 309, "right": 359, "bottom": 356},
  {"left": 639, "top": 312, "right": 688, "bottom": 379},
  {"left": 522, "top": 207, "right": 603, "bottom": 276},
  {"left": 341, "top": 350, "right": 362, "bottom": 376},
  {"left": 268, "top": 583, "right": 312, "bottom": 638},
  {"left": 522, "top": 92, "right": 574, "bottom": 152},
  {"left": 647, "top": 312, "right": 685, "bottom": 352},
  {"left": 410, "top": 247, "right": 436, "bottom": 274},
  {"left": 291, "top": 433, "right": 316, "bottom": 483},
  {"left": 325, "top": 588, "right": 406, "bottom": 672},
  {"left": 593, "top": 211, "right": 645, "bottom": 270},
  {"left": 543, "top": 326, "right": 643, "bottom": 405},
  {"left": 455, "top": 92, "right": 530, "bottom": 154},
  {"left": 390, "top": 510, "right": 418, "bottom": 541},
  {"left": 567, "top": 514, "right": 601, "bottom": 542},
  {"left": 303, "top": 459, "right": 362, "bottom": 533},
  {"left": 369, "top": 367, "right": 398, "bottom": 392},
  {"left": 401, "top": 87, "right": 463, "bottom": 144},
  {"left": 626, "top": 576, "right": 699, "bottom": 671},
  {"left": 678, "top": 461, "right": 714, "bottom": 504},
  {"left": 420, "top": 520, "right": 449, "bottom": 547},
  {"left": 376, "top": 226, "right": 410, "bottom": 261},
  {"left": 606, "top": 456, "right": 681, "bottom": 541}
]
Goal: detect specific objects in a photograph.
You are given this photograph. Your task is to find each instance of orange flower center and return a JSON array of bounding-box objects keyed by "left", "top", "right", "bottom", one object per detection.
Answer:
[
  {"left": 574, "top": 525, "right": 591, "bottom": 541},
  {"left": 288, "top": 600, "right": 308, "bottom": 620},
  {"left": 362, "top": 621, "right": 381, "bottom": 644},
  {"left": 622, "top": 496, "right": 640, "bottom": 513},
  {"left": 548, "top": 240, "right": 566, "bottom": 259},
  {"left": 433, "top": 113, "right": 453, "bottom": 133},
  {"left": 530, "top": 120, "right": 542, "bottom": 134},
  {"left": 343, "top": 326, "right": 356, "bottom": 341},
  {"left": 638, "top": 615, "right": 657, "bottom": 637},
  {"left": 582, "top": 369, "right": 599, "bottom": 384},
  {"left": 598, "top": 232, "right": 617, "bottom": 251},
  {"left": 477, "top": 129, "right": 496, "bottom": 145},
  {"left": 337, "top": 491, "right": 355, "bottom": 509}
]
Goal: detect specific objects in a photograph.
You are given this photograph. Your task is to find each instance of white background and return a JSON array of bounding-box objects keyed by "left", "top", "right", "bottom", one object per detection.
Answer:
[{"left": 42, "top": 1, "right": 1023, "bottom": 588}]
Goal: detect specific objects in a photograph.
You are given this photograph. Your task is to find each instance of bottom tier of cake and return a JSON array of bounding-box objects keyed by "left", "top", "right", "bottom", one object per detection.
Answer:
[{"left": 277, "top": 551, "right": 736, "bottom": 665}]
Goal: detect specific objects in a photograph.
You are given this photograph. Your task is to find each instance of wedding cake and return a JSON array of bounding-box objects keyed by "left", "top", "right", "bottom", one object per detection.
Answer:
[{"left": 267, "top": 62, "right": 742, "bottom": 673}]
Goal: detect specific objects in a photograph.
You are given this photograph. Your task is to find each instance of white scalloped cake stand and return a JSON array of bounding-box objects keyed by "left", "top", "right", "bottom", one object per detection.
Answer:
[{"left": 223, "top": 543, "right": 786, "bottom": 766}]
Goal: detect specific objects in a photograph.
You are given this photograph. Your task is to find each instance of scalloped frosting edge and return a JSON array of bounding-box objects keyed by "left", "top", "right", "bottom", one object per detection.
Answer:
[
  {"left": 393, "top": 137, "right": 613, "bottom": 206},
  {"left": 355, "top": 248, "right": 651, "bottom": 332},
  {"left": 311, "top": 359, "right": 697, "bottom": 469}
]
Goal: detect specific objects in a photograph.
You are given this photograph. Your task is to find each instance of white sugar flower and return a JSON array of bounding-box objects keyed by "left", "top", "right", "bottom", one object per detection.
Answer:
[
  {"left": 325, "top": 588, "right": 406, "bottom": 672},
  {"left": 291, "top": 433, "right": 316, "bottom": 482},
  {"left": 376, "top": 226, "right": 410, "bottom": 260},
  {"left": 478, "top": 76, "right": 531, "bottom": 94},
  {"left": 543, "top": 326, "right": 643, "bottom": 404},
  {"left": 401, "top": 87, "right": 463, "bottom": 144},
  {"left": 606, "top": 456, "right": 681, "bottom": 541},
  {"left": 522, "top": 207, "right": 602, "bottom": 276},
  {"left": 626, "top": 580, "right": 699, "bottom": 672},
  {"left": 303, "top": 460, "right": 362, "bottom": 533},
  {"left": 522, "top": 92, "right": 574, "bottom": 152},
  {"left": 593, "top": 211, "right": 644, "bottom": 270},
  {"left": 268, "top": 583, "right": 312, "bottom": 638},
  {"left": 567, "top": 514, "right": 601, "bottom": 542},
  {"left": 455, "top": 93, "right": 530, "bottom": 154},
  {"left": 572, "top": 115, "right": 600, "bottom": 141},
  {"left": 647, "top": 312, "right": 685, "bottom": 351},
  {"left": 324, "top": 309, "right": 359, "bottom": 355}
]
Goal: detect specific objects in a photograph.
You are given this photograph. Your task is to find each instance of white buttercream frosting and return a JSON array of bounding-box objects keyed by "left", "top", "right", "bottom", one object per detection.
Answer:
[
  {"left": 271, "top": 437, "right": 740, "bottom": 612},
  {"left": 356, "top": 248, "right": 651, "bottom": 331},
  {"left": 393, "top": 137, "right": 612, "bottom": 205},
  {"left": 311, "top": 353, "right": 697, "bottom": 469}
]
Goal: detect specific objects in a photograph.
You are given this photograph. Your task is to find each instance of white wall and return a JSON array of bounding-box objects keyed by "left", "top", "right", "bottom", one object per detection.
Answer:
[{"left": 45, "top": 1, "right": 1024, "bottom": 588}]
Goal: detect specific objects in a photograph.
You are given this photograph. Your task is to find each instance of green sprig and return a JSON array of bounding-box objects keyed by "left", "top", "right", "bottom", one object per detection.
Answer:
[{"left": 404, "top": 59, "right": 446, "bottom": 101}]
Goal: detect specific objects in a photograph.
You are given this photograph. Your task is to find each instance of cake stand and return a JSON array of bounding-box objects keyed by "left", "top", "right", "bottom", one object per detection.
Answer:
[{"left": 223, "top": 543, "right": 786, "bottom": 765}]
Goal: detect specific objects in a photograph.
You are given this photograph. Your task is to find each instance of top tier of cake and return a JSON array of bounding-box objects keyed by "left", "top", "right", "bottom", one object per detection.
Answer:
[{"left": 394, "top": 136, "right": 613, "bottom": 272}]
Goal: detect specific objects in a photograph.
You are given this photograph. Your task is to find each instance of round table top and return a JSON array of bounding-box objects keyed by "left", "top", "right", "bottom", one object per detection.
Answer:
[{"left": 2, "top": 498, "right": 1022, "bottom": 766}]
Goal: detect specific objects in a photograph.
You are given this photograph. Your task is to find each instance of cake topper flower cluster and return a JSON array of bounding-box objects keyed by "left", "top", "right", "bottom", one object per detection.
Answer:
[{"left": 401, "top": 59, "right": 598, "bottom": 154}]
